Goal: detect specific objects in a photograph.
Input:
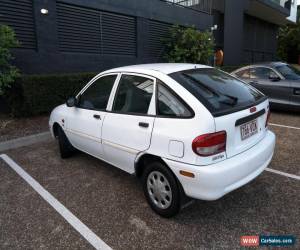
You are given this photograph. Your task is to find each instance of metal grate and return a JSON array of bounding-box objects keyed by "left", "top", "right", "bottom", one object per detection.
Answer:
[
  {"left": 57, "top": 2, "right": 136, "bottom": 56},
  {"left": 148, "top": 20, "right": 172, "bottom": 58},
  {"left": 57, "top": 3, "right": 101, "bottom": 53},
  {"left": 0, "top": 0, "right": 36, "bottom": 49},
  {"left": 101, "top": 12, "right": 136, "bottom": 56}
]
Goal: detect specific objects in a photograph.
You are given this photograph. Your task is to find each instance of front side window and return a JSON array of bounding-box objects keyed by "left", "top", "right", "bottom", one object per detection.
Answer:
[
  {"left": 113, "top": 74, "right": 154, "bottom": 114},
  {"left": 170, "top": 68, "right": 265, "bottom": 116},
  {"left": 78, "top": 74, "right": 117, "bottom": 110},
  {"left": 157, "top": 81, "right": 192, "bottom": 117},
  {"left": 250, "top": 67, "right": 272, "bottom": 79}
]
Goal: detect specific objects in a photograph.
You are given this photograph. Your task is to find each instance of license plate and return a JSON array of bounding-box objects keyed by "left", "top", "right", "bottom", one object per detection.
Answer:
[{"left": 240, "top": 119, "right": 258, "bottom": 140}]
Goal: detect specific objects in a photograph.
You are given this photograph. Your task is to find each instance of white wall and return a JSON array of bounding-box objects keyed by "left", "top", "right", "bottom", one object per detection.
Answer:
[{"left": 285, "top": 0, "right": 298, "bottom": 23}]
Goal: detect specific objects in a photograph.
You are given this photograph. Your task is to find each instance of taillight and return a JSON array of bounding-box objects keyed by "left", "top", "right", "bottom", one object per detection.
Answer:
[
  {"left": 265, "top": 109, "right": 271, "bottom": 127},
  {"left": 192, "top": 131, "right": 226, "bottom": 157}
]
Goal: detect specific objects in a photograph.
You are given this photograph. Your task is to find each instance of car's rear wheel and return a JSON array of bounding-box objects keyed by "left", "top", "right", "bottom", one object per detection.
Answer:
[
  {"left": 57, "top": 126, "right": 75, "bottom": 158},
  {"left": 142, "top": 161, "right": 181, "bottom": 217}
]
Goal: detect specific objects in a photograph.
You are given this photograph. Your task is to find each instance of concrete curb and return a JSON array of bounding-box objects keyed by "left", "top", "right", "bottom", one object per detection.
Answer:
[{"left": 0, "top": 132, "right": 52, "bottom": 152}]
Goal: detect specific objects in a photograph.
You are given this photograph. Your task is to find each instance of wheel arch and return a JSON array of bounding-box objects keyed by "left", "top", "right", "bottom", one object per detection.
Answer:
[
  {"left": 135, "top": 154, "right": 185, "bottom": 194},
  {"left": 52, "top": 122, "right": 61, "bottom": 138},
  {"left": 135, "top": 153, "right": 165, "bottom": 178}
]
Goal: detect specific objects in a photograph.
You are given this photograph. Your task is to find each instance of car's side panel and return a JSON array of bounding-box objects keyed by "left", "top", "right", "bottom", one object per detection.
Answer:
[
  {"left": 255, "top": 79, "right": 291, "bottom": 105},
  {"left": 146, "top": 114, "right": 216, "bottom": 166},
  {"left": 49, "top": 104, "right": 68, "bottom": 137},
  {"left": 290, "top": 81, "right": 300, "bottom": 107},
  {"left": 102, "top": 113, "right": 155, "bottom": 173},
  {"left": 65, "top": 108, "right": 106, "bottom": 158}
]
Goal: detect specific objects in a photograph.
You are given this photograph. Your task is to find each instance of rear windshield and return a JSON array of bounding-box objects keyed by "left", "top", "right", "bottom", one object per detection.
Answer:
[
  {"left": 169, "top": 68, "right": 266, "bottom": 117},
  {"left": 275, "top": 64, "right": 300, "bottom": 80}
]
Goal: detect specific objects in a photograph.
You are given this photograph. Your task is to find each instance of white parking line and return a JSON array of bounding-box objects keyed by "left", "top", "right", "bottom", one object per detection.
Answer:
[
  {"left": 269, "top": 123, "right": 300, "bottom": 130},
  {"left": 0, "top": 154, "right": 112, "bottom": 250},
  {"left": 266, "top": 168, "right": 300, "bottom": 181}
]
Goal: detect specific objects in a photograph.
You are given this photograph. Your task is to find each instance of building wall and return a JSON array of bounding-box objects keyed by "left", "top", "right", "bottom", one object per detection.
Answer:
[
  {"left": 223, "top": 0, "right": 246, "bottom": 65},
  {"left": 213, "top": 0, "right": 281, "bottom": 65},
  {"left": 0, "top": 0, "right": 212, "bottom": 74},
  {"left": 286, "top": 0, "right": 298, "bottom": 22},
  {"left": 243, "top": 14, "right": 279, "bottom": 63}
]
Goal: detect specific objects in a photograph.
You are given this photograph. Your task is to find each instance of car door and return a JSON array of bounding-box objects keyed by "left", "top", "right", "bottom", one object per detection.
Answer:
[
  {"left": 65, "top": 74, "right": 118, "bottom": 158},
  {"left": 101, "top": 73, "right": 156, "bottom": 173},
  {"left": 290, "top": 81, "right": 300, "bottom": 107},
  {"left": 274, "top": 64, "right": 300, "bottom": 107},
  {"left": 249, "top": 67, "right": 290, "bottom": 105}
]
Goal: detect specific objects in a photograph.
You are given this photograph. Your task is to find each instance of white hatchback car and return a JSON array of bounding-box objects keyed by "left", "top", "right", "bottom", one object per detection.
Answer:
[{"left": 49, "top": 63, "right": 276, "bottom": 217}]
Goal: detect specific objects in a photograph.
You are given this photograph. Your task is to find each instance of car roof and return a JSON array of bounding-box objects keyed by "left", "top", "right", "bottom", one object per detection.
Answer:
[
  {"left": 252, "top": 61, "right": 287, "bottom": 67},
  {"left": 103, "top": 63, "right": 212, "bottom": 75},
  {"left": 232, "top": 62, "right": 287, "bottom": 73}
]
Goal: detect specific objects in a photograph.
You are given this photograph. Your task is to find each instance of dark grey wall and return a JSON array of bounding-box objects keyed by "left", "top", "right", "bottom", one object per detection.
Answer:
[
  {"left": 219, "top": 0, "right": 279, "bottom": 65},
  {"left": 243, "top": 14, "right": 278, "bottom": 63},
  {"left": 1, "top": 0, "right": 212, "bottom": 74},
  {"left": 223, "top": 0, "right": 247, "bottom": 65},
  {"left": 212, "top": 10, "right": 224, "bottom": 48}
]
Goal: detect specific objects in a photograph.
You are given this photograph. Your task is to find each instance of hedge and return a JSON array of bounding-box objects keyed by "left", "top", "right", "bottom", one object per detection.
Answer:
[{"left": 4, "top": 72, "right": 96, "bottom": 117}]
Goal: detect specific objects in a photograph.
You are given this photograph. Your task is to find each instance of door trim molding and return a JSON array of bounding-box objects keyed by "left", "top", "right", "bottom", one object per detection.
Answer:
[
  {"left": 65, "top": 128, "right": 102, "bottom": 143},
  {"left": 102, "top": 139, "right": 139, "bottom": 154}
]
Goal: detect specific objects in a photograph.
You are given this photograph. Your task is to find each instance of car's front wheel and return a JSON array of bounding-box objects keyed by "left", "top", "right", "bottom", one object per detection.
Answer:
[
  {"left": 57, "top": 126, "right": 75, "bottom": 158},
  {"left": 142, "top": 161, "right": 181, "bottom": 217}
]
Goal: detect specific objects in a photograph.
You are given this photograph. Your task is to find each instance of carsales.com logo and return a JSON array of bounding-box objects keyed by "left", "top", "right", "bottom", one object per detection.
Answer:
[{"left": 240, "top": 235, "right": 296, "bottom": 247}]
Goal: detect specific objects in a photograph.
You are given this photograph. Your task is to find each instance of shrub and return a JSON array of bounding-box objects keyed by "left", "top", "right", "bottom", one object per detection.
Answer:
[
  {"left": 5, "top": 72, "right": 96, "bottom": 117},
  {"left": 163, "top": 25, "right": 215, "bottom": 65},
  {"left": 277, "top": 22, "right": 300, "bottom": 63},
  {"left": 0, "top": 25, "right": 20, "bottom": 95}
]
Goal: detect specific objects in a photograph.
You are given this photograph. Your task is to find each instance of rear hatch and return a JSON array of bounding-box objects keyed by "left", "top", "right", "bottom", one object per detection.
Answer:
[
  {"left": 214, "top": 100, "right": 268, "bottom": 157},
  {"left": 170, "top": 67, "right": 269, "bottom": 159}
]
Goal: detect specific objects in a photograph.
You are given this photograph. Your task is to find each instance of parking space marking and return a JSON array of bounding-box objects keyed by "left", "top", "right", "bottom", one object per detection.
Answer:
[
  {"left": 266, "top": 168, "right": 300, "bottom": 181},
  {"left": 269, "top": 123, "right": 300, "bottom": 130},
  {"left": 0, "top": 154, "right": 112, "bottom": 250}
]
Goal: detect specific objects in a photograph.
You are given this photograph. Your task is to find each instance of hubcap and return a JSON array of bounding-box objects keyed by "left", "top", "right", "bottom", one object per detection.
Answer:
[{"left": 147, "top": 171, "right": 172, "bottom": 209}]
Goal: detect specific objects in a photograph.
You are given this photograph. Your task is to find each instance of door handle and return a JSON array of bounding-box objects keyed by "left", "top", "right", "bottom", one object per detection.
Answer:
[
  {"left": 249, "top": 80, "right": 258, "bottom": 84},
  {"left": 93, "top": 114, "right": 101, "bottom": 120},
  {"left": 138, "top": 122, "right": 149, "bottom": 128},
  {"left": 294, "top": 88, "right": 300, "bottom": 95}
]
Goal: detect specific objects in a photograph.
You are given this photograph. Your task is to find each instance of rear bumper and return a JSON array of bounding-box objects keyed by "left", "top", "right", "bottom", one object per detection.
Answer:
[{"left": 164, "top": 130, "right": 275, "bottom": 200}]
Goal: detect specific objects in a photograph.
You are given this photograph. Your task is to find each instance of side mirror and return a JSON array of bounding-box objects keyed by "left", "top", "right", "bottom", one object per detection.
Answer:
[{"left": 66, "top": 96, "right": 77, "bottom": 107}]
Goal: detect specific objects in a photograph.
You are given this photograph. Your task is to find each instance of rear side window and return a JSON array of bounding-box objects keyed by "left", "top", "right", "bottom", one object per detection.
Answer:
[
  {"left": 170, "top": 68, "right": 265, "bottom": 117},
  {"left": 113, "top": 74, "right": 154, "bottom": 115},
  {"left": 235, "top": 68, "right": 250, "bottom": 78},
  {"left": 157, "top": 81, "right": 192, "bottom": 118}
]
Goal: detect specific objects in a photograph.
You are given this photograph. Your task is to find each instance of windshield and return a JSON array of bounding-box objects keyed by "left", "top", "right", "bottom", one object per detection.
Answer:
[
  {"left": 169, "top": 68, "right": 265, "bottom": 116},
  {"left": 275, "top": 64, "right": 300, "bottom": 80}
]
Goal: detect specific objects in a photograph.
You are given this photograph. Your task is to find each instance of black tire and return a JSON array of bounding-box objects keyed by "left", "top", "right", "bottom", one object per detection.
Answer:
[
  {"left": 57, "top": 126, "right": 75, "bottom": 159},
  {"left": 142, "top": 161, "right": 181, "bottom": 218}
]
